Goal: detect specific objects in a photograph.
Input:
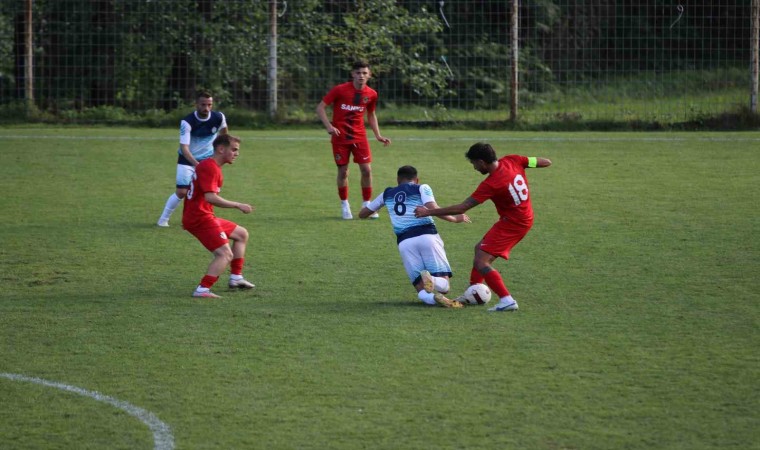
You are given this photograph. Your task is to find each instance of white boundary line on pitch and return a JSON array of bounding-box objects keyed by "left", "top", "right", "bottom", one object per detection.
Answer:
[
  {"left": 1, "top": 134, "right": 760, "bottom": 142},
  {"left": 0, "top": 373, "right": 174, "bottom": 450}
]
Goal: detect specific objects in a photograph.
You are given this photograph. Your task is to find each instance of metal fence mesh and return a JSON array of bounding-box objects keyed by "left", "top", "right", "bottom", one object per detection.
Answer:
[{"left": 0, "top": 0, "right": 756, "bottom": 125}]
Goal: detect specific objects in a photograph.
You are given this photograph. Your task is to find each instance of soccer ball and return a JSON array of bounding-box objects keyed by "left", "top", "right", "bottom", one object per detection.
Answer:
[{"left": 463, "top": 283, "right": 492, "bottom": 305}]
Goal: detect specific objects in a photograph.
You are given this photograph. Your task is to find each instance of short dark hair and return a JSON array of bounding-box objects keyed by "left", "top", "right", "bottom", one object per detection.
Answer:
[
  {"left": 213, "top": 134, "right": 240, "bottom": 150},
  {"left": 196, "top": 90, "right": 213, "bottom": 100},
  {"left": 397, "top": 165, "right": 418, "bottom": 180},
  {"left": 352, "top": 60, "right": 370, "bottom": 71},
  {"left": 465, "top": 142, "right": 497, "bottom": 163}
]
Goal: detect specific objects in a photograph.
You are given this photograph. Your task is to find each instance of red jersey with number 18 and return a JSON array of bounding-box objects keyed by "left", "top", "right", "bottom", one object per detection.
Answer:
[
  {"left": 470, "top": 155, "right": 534, "bottom": 227},
  {"left": 322, "top": 82, "right": 378, "bottom": 143},
  {"left": 182, "top": 158, "right": 223, "bottom": 231}
]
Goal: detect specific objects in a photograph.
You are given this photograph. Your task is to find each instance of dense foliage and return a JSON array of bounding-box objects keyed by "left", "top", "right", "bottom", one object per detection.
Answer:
[{"left": 0, "top": 0, "right": 753, "bottom": 115}]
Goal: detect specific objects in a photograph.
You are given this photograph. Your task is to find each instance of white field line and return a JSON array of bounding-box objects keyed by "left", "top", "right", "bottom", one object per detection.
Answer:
[
  {"left": 0, "top": 373, "right": 174, "bottom": 450},
  {"left": 0, "top": 134, "right": 759, "bottom": 143}
]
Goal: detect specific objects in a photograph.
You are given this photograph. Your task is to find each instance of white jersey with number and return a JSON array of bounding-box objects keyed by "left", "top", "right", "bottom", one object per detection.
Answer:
[{"left": 368, "top": 182, "right": 453, "bottom": 284}]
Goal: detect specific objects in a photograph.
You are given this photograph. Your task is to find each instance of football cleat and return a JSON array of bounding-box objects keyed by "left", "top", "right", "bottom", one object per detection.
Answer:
[
  {"left": 192, "top": 289, "right": 221, "bottom": 298},
  {"left": 420, "top": 270, "right": 434, "bottom": 293},
  {"left": 488, "top": 300, "right": 519, "bottom": 312},
  {"left": 434, "top": 292, "right": 464, "bottom": 309},
  {"left": 156, "top": 219, "right": 170, "bottom": 227},
  {"left": 229, "top": 278, "right": 256, "bottom": 289},
  {"left": 342, "top": 204, "right": 353, "bottom": 220}
]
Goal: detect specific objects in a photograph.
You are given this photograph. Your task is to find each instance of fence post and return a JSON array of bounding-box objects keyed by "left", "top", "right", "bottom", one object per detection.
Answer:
[
  {"left": 268, "top": 0, "right": 278, "bottom": 119},
  {"left": 510, "top": 0, "right": 519, "bottom": 122},
  {"left": 24, "top": 0, "right": 34, "bottom": 112},
  {"left": 751, "top": 0, "right": 759, "bottom": 114}
]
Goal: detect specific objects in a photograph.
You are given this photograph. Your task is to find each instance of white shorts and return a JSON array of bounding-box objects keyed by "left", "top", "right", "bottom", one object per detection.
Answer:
[
  {"left": 175, "top": 164, "right": 195, "bottom": 189},
  {"left": 397, "top": 233, "right": 453, "bottom": 285}
]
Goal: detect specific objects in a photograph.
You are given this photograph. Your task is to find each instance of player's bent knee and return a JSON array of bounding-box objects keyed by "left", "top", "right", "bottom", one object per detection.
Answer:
[
  {"left": 231, "top": 226, "right": 249, "bottom": 242},
  {"left": 213, "top": 245, "right": 234, "bottom": 262}
]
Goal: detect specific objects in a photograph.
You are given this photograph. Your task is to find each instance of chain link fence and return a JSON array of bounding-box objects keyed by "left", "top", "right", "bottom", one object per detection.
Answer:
[{"left": 0, "top": 0, "right": 757, "bottom": 126}]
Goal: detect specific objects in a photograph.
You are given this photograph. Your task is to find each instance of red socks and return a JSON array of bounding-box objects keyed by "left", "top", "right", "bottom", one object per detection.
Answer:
[
  {"left": 362, "top": 187, "right": 372, "bottom": 202},
  {"left": 469, "top": 267, "right": 485, "bottom": 285},
  {"left": 230, "top": 258, "right": 244, "bottom": 276},
  {"left": 339, "top": 186, "right": 372, "bottom": 202},
  {"left": 483, "top": 270, "right": 509, "bottom": 299},
  {"left": 200, "top": 275, "right": 219, "bottom": 289}
]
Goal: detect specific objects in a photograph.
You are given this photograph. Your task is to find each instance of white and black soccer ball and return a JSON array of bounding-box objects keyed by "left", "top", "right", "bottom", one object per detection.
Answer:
[{"left": 463, "top": 283, "right": 492, "bottom": 305}]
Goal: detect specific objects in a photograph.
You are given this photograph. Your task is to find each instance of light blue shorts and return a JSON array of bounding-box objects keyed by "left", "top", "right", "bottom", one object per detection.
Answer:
[
  {"left": 397, "top": 233, "right": 453, "bottom": 285},
  {"left": 175, "top": 164, "right": 196, "bottom": 189}
]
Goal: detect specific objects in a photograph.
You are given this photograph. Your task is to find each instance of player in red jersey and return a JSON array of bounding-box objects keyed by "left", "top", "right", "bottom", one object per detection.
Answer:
[
  {"left": 415, "top": 142, "right": 552, "bottom": 312},
  {"left": 182, "top": 134, "right": 256, "bottom": 298},
  {"left": 316, "top": 60, "right": 392, "bottom": 220}
]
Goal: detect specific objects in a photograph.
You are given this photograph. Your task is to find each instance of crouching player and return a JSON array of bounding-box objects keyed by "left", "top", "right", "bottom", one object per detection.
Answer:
[
  {"left": 359, "top": 165, "right": 470, "bottom": 308},
  {"left": 183, "top": 134, "right": 256, "bottom": 298}
]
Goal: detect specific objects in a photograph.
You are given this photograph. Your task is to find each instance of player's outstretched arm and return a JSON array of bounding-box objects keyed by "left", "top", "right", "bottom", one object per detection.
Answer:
[
  {"left": 358, "top": 206, "right": 376, "bottom": 219},
  {"left": 423, "top": 201, "right": 471, "bottom": 223},
  {"left": 535, "top": 157, "right": 552, "bottom": 168},
  {"left": 204, "top": 193, "right": 254, "bottom": 214},
  {"left": 415, "top": 197, "right": 479, "bottom": 218}
]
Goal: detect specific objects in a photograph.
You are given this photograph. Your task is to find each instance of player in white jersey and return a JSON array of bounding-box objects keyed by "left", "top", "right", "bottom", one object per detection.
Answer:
[
  {"left": 156, "top": 91, "right": 228, "bottom": 227},
  {"left": 359, "top": 166, "right": 470, "bottom": 308}
]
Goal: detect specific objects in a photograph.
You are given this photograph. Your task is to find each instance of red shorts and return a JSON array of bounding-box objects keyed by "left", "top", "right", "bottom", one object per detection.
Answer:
[
  {"left": 187, "top": 218, "right": 238, "bottom": 252},
  {"left": 478, "top": 219, "right": 532, "bottom": 260},
  {"left": 332, "top": 140, "right": 372, "bottom": 165}
]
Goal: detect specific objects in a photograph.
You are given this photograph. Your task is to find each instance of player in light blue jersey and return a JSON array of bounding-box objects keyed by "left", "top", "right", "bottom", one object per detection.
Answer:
[
  {"left": 157, "top": 91, "right": 228, "bottom": 227},
  {"left": 359, "top": 166, "right": 470, "bottom": 308}
]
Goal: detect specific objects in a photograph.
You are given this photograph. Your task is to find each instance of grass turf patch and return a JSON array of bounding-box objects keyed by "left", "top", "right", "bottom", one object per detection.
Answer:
[{"left": 0, "top": 128, "right": 758, "bottom": 449}]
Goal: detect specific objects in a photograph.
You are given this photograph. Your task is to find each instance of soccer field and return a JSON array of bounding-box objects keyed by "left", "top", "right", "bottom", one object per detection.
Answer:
[{"left": 1, "top": 128, "right": 758, "bottom": 449}]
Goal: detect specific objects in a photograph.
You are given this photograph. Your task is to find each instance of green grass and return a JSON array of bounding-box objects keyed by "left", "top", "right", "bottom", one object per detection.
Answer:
[{"left": 0, "top": 127, "right": 758, "bottom": 449}]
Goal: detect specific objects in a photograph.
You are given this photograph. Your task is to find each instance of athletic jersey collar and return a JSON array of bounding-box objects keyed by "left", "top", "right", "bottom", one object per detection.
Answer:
[{"left": 194, "top": 111, "right": 212, "bottom": 122}]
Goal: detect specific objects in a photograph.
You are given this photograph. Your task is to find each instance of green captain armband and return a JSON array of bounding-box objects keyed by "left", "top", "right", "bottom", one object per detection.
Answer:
[{"left": 528, "top": 157, "right": 538, "bottom": 168}]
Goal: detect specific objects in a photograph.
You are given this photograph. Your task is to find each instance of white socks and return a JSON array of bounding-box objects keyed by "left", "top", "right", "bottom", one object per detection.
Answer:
[
  {"left": 418, "top": 291, "right": 437, "bottom": 305},
  {"left": 417, "top": 276, "right": 451, "bottom": 306},
  {"left": 433, "top": 277, "right": 450, "bottom": 294},
  {"left": 159, "top": 193, "right": 182, "bottom": 221}
]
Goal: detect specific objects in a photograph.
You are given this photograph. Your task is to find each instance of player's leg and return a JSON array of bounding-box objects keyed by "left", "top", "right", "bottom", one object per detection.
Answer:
[
  {"left": 189, "top": 225, "right": 232, "bottom": 298},
  {"left": 358, "top": 163, "right": 378, "bottom": 218},
  {"left": 418, "top": 234, "right": 453, "bottom": 294},
  {"left": 358, "top": 162, "right": 372, "bottom": 199},
  {"left": 226, "top": 222, "right": 255, "bottom": 289},
  {"left": 399, "top": 238, "right": 434, "bottom": 305},
  {"left": 401, "top": 237, "right": 460, "bottom": 308},
  {"left": 333, "top": 143, "right": 352, "bottom": 219},
  {"left": 337, "top": 164, "right": 352, "bottom": 219},
  {"left": 477, "top": 223, "right": 530, "bottom": 312},
  {"left": 469, "top": 240, "right": 487, "bottom": 285},
  {"left": 473, "top": 248, "right": 507, "bottom": 295},
  {"left": 354, "top": 141, "right": 378, "bottom": 219},
  {"left": 194, "top": 244, "right": 233, "bottom": 298},
  {"left": 337, "top": 163, "right": 350, "bottom": 195},
  {"left": 157, "top": 164, "right": 193, "bottom": 227}
]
